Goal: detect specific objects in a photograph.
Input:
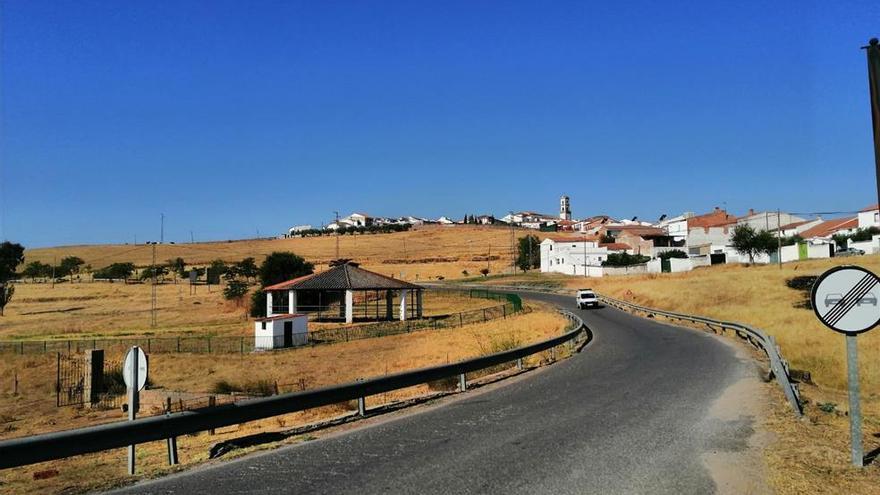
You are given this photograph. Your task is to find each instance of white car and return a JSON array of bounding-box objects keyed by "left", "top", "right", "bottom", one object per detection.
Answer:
[{"left": 576, "top": 289, "right": 599, "bottom": 309}]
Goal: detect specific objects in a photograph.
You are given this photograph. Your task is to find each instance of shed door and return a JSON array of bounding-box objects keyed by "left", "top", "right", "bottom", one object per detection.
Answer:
[{"left": 283, "top": 321, "right": 293, "bottom": 347}]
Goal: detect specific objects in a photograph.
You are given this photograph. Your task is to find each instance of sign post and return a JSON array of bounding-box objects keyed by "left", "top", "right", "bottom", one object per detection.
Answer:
[
  {"left": 123, "top": 346, "right": 148, "bottom": 475},
  {"left": 811, "top": 265, "right": 880, "bottom": 467}
]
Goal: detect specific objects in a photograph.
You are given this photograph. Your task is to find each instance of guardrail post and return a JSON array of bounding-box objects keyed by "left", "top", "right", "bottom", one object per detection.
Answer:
[
  {"left": 208, "top": 396, "right": 216, "bottom": 434},
  {"left": 459, "top": 373, "right": 467, "bottom": 392},
  {"left": 356, "top": 378, "right": 366, "bottom": 416},
  {"left": 550, "top": 347, "right": 556, "bottom": 362},
  {"left": 516, "top": 358, "right": 523, "bottom": 370},
  {"left": 165, "top": 397, "right": 178, "bottom": 465}
]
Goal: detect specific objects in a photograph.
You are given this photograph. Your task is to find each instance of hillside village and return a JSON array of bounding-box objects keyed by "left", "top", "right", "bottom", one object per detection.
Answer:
[{"left": 292, "top": 195, "right": 880, "bottom": 278}]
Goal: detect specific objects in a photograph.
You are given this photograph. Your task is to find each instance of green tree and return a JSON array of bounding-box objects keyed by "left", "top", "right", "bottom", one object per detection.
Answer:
[
  {"left": 167, "top": 257, "right": 187, "bottom": 278},
  {"left": 94, "top": 262, "right": 135, "bottom": 280},
  {"left": 0, "top": 241, "right": 24, "bottom": 316},
  {"left": 139, "top": 265, "right": 168, "bottom": 281},
  {"left": 516, "top": 235, "right": 541, "bottom": 271},
  {"left": 658, "top": 249, "right": 688, "bottom": 260},
  {"left": 223, "top": 279, "right": 249, "bottom": 306},
  {"left": 250, "top": 252, "right": 314, "bottom": 317},
  {"left": 782, "top": 234, "right": 804, "bottom": 247},
  {"left": 22, "top": 261, "right": 52, "bottom": 280},
  {"left": 0, "top": 242, "right": 25, "bottom": 281},
  {"left": 601, "top": 253, "right": 650, "bottom": 267},
  {"left": 731, "top": 224, "right": 777, "bottom": 264},
  {"left": 236, "top": 257, "right": 259, "bottom": 282},
  {"left": 849, "top": 226, "right": 880, "bottom": 242},
  {"left": 58, "top": 256, "right": 85, "bottom": 279}
]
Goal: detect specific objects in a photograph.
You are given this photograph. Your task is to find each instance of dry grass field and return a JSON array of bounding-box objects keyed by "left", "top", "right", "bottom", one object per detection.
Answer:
[
  {"left": 23, "top": 225, "right": 546, "bottom": 281},
  {"left": 0, "top": 306, "right": 568, "bottom": 495},
  {"left": 0, "top": 283, "right": 501, "bottom": 340}
]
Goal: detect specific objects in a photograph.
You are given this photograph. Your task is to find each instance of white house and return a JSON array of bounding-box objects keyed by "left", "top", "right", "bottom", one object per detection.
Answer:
[
  {"left": 254, "top": 314, "right": 308, "bottom": 350},
  {"left": 287, "top": 225, "right": 313, "bottom": 236},
  {"left": 858, "top": 204, "right": 879, "bottom": 230},
  {"left": 437, "top": 216, "right": 457, "bottom": 225},
  {"left": 737, "top": 209, "right": 805, "bottom": 232},
  {"left": 345, "top": 213, "right": 373, "bottom": 227},
  {"left": 540, "top": 237, "right": 609, "bottom": 276}
]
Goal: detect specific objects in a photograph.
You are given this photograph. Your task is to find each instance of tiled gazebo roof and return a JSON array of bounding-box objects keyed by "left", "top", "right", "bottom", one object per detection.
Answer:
[{"left": 263, "top": 262, "right": 422, "bottom": 292}]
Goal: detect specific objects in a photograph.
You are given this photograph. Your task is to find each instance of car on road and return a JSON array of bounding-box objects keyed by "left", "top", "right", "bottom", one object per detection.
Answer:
[
  {"left": 836, "top": 247, "right": 865, "bottom": 256},
  {"left": 576, "top": 289, "right": 598, "bottom": 309}
]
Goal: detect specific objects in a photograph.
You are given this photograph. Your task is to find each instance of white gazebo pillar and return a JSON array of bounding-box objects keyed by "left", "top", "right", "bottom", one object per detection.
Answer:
[
  {"left": 345, "top": 290, "right": 354, "bottom": 324},
  {"left": 288, "top": 290, "right": 297, "bottom": 314},
  {"left": 266, "top": 291, "right": 273, "bottom": 316},
  {"left": 399, "top": 289, "right": 408, "bottom": 321}
]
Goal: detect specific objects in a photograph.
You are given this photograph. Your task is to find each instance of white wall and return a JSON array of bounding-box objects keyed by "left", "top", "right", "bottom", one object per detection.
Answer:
[
  {"left": 255, "top": 315, "right": 308, "bottom": 350},
  {"left": 540, "top": 240, "right": 609, "bottom": 275},
  {"left": 858, "top": 209, "right": 879, "bottom": 229},
  {"left": 669, "top": 258, "right": 693, "bottom": 272},
  {"left": 780, "top": 244, "right": 801, "bottom": 263},
  {"left": 647, "top": 259, "right": 661, "bottom": 273},
  {"left": 849, "top": 235, "right": 880, "bottom": 254},
  {"left": 807, "top": 243, "right": 832, "bottom": 259}
]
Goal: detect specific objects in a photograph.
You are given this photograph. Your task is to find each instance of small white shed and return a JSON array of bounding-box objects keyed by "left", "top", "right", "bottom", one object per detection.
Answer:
[{"left": 254, "top": 314, "right": 308, "bottom": 350}]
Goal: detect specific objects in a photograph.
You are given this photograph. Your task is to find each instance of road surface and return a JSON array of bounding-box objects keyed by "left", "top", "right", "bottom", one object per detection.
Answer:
[{"left": 111, "top": 291, "right": 768, "bottom": 494}]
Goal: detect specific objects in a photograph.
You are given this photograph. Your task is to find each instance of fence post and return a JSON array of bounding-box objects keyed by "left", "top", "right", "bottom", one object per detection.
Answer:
[
  {"left": 147, "top": 339, "right": 151, "bottom": 354},
  {"left": 43, "top": 341, "right": 47, "bottom": 353},
  {"left": 503, "top": 306, "right": 506, "bottom": 319},
  {"left": 19, "top": 341, "right": 23, "bottom": 355},
  {"left": 459, "top": 313, "right": 463, "bottom": 327},
  {"left": 459, "top": 373, "right": 467, "bottom": 392},
  {"left": 207, "top": 337, "right": 212, "bottom": 354},
  {"left": 177, "top": 337, "right": 181, "bottom": 353},
  {"left": 483, "top": 309, "right": 487, "bottom": 322},
  {"left": 240, "top": 337, "right": 244, "bottom": 355},
  {"left": 516, "top": 358, "right": 523, "bottom": 370},
  {"left": 56, "top": 353, "right": 61, "bottom": 407}
]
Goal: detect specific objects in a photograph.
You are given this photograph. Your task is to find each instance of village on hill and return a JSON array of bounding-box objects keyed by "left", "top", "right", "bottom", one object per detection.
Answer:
[{"left": 286, "top": 194, "right": 880, "bottom": 278}]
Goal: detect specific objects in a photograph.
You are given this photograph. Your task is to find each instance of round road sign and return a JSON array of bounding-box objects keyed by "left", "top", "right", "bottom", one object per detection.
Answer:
[
  {"left": 123, "top": 347, "right": 148, "bottom": 391},
  {"left": 811, "top": 265, "right": 880, "bottom": 335}
]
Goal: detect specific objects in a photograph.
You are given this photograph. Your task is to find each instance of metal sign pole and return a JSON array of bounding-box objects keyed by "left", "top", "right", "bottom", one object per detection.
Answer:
[
  {"left": 127, "top": 346, "right": 139, "bottom": 475},
  {"left": 846, "top": 334, "right": 863, "bottom": 467}
]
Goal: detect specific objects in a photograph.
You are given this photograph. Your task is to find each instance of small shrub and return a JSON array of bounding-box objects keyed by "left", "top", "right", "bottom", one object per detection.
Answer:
[
  {"left": 211, "top": 379, "right": 242, "bottom": 394},
  {"left": 818, "top": 402, "right": 837, "bottom": 414}
]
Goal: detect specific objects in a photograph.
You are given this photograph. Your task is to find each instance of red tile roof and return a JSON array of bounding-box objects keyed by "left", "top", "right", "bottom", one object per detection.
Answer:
[
  {"left": 544, "top": 235, "right": 600, "bottom": 243},
  {"left": 688, "top": 209, "right": 737, "bottom": 229},
  {"left": 799, "top": 217, "right": 858, "bottom": 239}
]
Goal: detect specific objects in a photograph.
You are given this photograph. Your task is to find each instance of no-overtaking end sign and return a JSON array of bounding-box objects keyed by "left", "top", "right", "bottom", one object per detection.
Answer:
[{"left": 811, "top": 265, "right": 880, "bottom": 335}]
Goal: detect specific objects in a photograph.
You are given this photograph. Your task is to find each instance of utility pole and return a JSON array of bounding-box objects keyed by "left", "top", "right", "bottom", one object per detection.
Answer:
[
  {"left": 863, "top": 38, "right": 880, "bottom": 214},
  {"left": 52, "top": 256, "right": 56, "bottom": 288},
  {"left": 160, "top": 213, "right": 164, "bottom": 244},
  {"left": 190, "top": 230, "right": 194, "bottom": 243},
  {"left": 151, "top": 242, "right": 158, "bottom": 328},
  {"left": 509, "top": 211, "right": 516, "bottom": 275},
  {"left": 777, "top": 209, "right": 782, "bottom": 269},
  {"left": 334, "top": 211, "right": 340, "bottom": 260},
  {"left": 583, "top": 233, "right": 588, "bottom": 278}
]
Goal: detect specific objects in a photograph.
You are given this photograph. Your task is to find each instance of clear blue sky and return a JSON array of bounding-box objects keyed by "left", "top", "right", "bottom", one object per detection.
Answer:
[{"left": 1, "top": 1, "right": 878, "bottom": 247}]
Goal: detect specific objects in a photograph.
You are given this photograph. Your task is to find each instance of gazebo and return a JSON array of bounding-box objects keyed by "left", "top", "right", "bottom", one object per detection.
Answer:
[{"left": 263, "top": 261, "right": 424, "bottom": 323}]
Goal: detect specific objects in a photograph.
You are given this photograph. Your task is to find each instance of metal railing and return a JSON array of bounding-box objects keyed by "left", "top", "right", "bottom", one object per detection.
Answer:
[
  {"left": 0, "top": 311, "right": 590, "bottom": 469},
  {"left": 598, "top": 294, "right": 803, "bottom": 416}
]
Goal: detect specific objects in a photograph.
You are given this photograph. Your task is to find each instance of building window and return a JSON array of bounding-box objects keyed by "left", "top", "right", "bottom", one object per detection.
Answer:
[{"left": 261, "top": 321, "right": 267, "bottom": 330}]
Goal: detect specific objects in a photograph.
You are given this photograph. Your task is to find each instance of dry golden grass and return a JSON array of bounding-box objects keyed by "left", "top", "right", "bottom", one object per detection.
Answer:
[
  {"left": 23, "top": 225, "right": 553, "bottom": 281},
  {"left": 0, "top": 306, "right": 567, "bottom": 494},
  {"left": 0, "top": 283, "right": 500, "bottom": 340}
]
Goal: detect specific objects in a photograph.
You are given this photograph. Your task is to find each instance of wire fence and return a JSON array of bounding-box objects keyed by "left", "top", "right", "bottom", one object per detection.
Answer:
[{"left": 1, "top": 290, "right": 524, "bottom": 355}]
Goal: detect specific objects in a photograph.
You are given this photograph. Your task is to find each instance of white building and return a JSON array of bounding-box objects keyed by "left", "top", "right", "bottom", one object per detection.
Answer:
[
  {"left": 858, "top": 204, "right": 879, "bottom": 229},
  {"left": 287, "top": 225, "right": 313, "bottom": 236},
  {"left": 437, "top": 216, "right": 457, "bottom": 225},
  {"left": 540, "top": 237, "right": 609, "bottom": 276},
  {"left": 254, "top": 314, "right": 308, "bottom": 350},
  {"left": 737, "top": 209, "right": 805, "bottom": 232}
]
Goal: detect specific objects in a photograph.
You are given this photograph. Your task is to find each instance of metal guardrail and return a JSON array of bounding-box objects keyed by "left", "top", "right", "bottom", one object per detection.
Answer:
[
  {"left": 0, "top": 311, "right": 590, "bottom": 470},
  {"left": 598, "top": 294, "right": 803, "bottom": 417}
]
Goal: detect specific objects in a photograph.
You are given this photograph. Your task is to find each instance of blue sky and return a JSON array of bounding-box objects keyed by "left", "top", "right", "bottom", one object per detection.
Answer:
[{"left": 1, "top": 1, "right": 878, "bottom": 247}]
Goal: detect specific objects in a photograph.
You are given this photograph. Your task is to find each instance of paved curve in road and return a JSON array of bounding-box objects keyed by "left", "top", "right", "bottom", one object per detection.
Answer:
[{"left": 111, "top": 292, "right": 765, "bottom": 494}]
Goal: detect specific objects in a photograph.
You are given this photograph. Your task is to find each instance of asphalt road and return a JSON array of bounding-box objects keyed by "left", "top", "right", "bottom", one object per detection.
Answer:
[{"left": 111, "top": 292, "right": 763, "bottom": 495}]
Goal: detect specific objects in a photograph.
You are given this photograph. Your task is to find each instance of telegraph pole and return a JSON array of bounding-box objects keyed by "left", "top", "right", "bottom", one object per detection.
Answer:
[
  {"left": 334, "top": 211, "right": 340, "bottom": 260},
  {"left": 509, "top": 211, "right": 516, "bottom": 275},
  {"left": 864, "top": 38, "right": 880, "bottom": 212},
  {"left": 160, "top": 213, "right": 164, "bottom": 244},
  {"left": 151, "top": 242, "right": 157, "bottom": 328},
  {"left": 777, "top": 209, "right": 782, "bottom": 269}
]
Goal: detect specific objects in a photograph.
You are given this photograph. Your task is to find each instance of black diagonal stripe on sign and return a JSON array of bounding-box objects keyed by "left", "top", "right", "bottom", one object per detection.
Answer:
[
  {"left": 828, "top": 279, "right": 877, "bottom": 327},
  {"left": 827, "top": 276, "right": 878, "bottom": 327},
  {"left": 823, "top": 274, "right": 874, "bottom": 323}
]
